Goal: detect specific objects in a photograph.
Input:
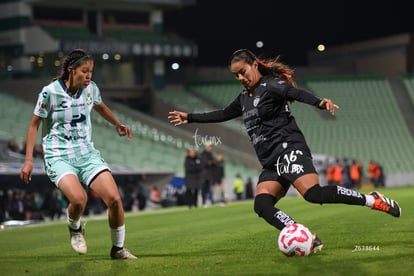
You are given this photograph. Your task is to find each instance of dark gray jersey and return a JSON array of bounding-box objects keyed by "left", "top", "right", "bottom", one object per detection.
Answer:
[{"left": 189, "top": 75, "right": 323, "bottom": 168}]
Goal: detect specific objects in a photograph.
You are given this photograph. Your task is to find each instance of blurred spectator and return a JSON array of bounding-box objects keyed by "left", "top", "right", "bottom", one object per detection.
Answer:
[
  {"left": 2, "top": 189, "right": 14, "bottom": 221},
  {"left": 377, "top": 162, "right": 385, "bottom": 187},
  {"left": 212, "top": 152, "right": 226, "bottom": 205},
  {"left": 19, "top": 139, "right": 27, "bottom": 155},
  {"left": 33, "top": 144, "right": 44, "bottom": 159},
  {"left": 233, "top": 174, "right": 244, "bottom": 200},
  {"left": 0, "top": 190, "right": 4, "bottom": 222},
  {"left": 23, "top": 191, "right": 44, "bottom": 221},
  {"left": 326, "top": 161, "right": 335, "bottom": 186},
  {"left": 127, "top": 186, "right": 147, "bottom": 211},
  {"left": 86, "top": 190, "right": 105, "bottom": 215},
  {"left": 333, "top": 159, "right": 343, "bottom": 186},
  {"left": 41, "top": 188, "right": 64, "bottom": 220},
  {"left": 7, "top": 138, "right": 43, "bottom": 159},
  {"left": 200, "top": 143, "right": 215, "bottom": 207},
  {"left": 123, "top": 175, "right": 147, "bottom": 211},
  {"left": 9, "top": 189, "right": 25, "bottom": 220},
  {"left": 245, "top": 177, "right": 254, "bottom": 199},
  {"left": 368, "top": 160, "right": 382, "bottom": 188},
  {"left": 150, "top": 186, "right": 161, "bottom": 205},
  {"left": 7, "top": 139, "right": 20, "bottom": 153},
  {"left": 350, "top": 159, "right": 363, "bottom": 189},
  {"left": 122, "top": 175, "right": 134, "bottom": 209},
  {"left": 184, "top": 148, "right": 202, "bottom": 208},
  {"left": 342, "top": 158, "right": 351, "bottom": 188}
]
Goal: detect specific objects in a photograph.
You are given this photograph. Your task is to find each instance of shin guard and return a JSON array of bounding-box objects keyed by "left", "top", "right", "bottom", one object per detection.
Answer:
[
  {"left": 303, "top": 185, "right": 365, "bottom": 205},
  {"left": 254, "top": 194, "right": 296, "bottom": 230}
]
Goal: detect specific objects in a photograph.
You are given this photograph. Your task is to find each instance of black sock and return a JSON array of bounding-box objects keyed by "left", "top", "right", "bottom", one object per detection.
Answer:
[
  {"left": 254, "top": 194, "right": 296, "bottom": 231},
  {"left": 304, "top": 185, "right": 366, "bottom": 205},
  {"left": 111, "top": 245, "right": 123, "bottom": 253}
]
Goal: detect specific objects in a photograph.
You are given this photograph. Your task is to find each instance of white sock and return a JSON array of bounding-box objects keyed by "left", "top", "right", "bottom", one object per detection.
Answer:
[
  {"left": 67, "top": 209, "right": 81, "bottom": 230},
  {"left": 111, "top": 225, "right": 125, "bottom": 248},
  {"left": 365, "top": 195, "right": 375, "bottom": 207}
]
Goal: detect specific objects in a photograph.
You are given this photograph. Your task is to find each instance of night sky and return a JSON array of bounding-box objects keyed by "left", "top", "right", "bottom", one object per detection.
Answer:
[{"left": 164, "top": 0, "right": 411, "bottom": 67}]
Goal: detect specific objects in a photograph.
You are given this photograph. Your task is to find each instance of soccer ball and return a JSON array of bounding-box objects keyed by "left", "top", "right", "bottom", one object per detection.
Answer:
[{"left": 278, "top": 223, "right": 314, "bottom": 257}]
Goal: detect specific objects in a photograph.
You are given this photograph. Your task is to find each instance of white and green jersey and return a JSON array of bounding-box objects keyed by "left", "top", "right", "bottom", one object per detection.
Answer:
[{"left": 34, "top": 79, "right": 102, "bottom": 160}]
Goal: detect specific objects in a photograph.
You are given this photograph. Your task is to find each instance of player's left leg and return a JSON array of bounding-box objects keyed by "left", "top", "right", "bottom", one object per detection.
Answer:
[
  {"left": 294, "top": 174, "right": 401, "bottom": 217},
  {"left": 90, "top": 171, "right": 137, "bottom": 259}
]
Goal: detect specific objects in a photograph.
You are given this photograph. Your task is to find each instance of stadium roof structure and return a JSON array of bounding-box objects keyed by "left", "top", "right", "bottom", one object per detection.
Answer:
[
  {"left": 0, "top": 0, "right": 198, "bottom": 78},
  {"left": 23, "top": 0, "right": 196, "bottom": 11}
]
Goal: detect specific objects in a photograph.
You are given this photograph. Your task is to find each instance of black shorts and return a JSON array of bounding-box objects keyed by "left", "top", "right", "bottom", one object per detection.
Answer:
[{"left": 258, "top": 148, "right": 317, "bottom": 192}]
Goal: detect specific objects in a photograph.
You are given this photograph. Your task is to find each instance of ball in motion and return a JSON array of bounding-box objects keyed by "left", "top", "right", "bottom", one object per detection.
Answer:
[{"left": 278, "top": 223, "right": 314, "bottom": 257}]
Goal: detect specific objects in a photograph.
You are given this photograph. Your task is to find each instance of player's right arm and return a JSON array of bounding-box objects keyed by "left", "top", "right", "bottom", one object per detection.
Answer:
[
  {"left": 168, "top": 96, "right": 242, "bottom": 126},
  {"left": 20, "top": 114, "right": 42, "bottom": 184},
  {"left": 168, "top": 110, "right": 188, "bottom": 126}
]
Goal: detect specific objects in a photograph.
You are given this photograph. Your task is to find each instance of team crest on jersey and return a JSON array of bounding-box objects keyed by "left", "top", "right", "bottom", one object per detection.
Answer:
[
  {"left": 39, "top": 102, "right": 45, "bottom": 109},
  {"left": 46, "top": 162, "right": 57, "bottom": 181},
  {"left": 87, "top": 93, "right": 92, "bottom": 105},
  {"left": 253, "top": 97, "right": 260, "bottom": 107}
]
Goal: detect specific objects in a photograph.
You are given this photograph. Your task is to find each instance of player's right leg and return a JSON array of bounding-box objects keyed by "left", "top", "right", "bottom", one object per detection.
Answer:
[{"left": 58, "top": 174, "right": 88, "bottom": 255}]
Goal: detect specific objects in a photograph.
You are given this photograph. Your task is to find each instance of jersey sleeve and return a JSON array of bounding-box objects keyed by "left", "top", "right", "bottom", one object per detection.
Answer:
[
  {"left": 33, "top": 88, "right": 51, "bottom": 118},
  {"left": 90, "top": 81, "right": 102, "bottom": 105},
  {"left": 268, "top": 78, "right": 322, "bottom": 108},
  {"left": 188, "top": 95, "right": 242, "bottom": 123},
  {"left": 286, "top": 86, "right": 322, "bottom": 107}
]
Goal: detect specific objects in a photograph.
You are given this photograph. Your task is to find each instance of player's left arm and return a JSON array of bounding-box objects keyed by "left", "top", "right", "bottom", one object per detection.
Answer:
[
  {"left": 285, "top": 87, "right": 339, "bottom": 115},
  {"left": 94, "top": 102, "right": 132, "bottom": 140}
]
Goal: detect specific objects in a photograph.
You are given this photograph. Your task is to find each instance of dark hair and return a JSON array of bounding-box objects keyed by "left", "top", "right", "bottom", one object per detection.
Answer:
[
  {"left": 229, "top": 49, "right": 297, "bottom": 87},
  {"left": 53, "top": 49, "right": 92, "bottom": 81},
  {"left": 229, "top": 49, "right": 257, "bottom": 66}
]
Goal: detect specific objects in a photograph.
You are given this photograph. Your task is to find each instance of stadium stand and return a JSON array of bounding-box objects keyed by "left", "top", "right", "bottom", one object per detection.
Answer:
[
  {"left": 96, "top": 75, "right": 414, "bottom": 185},
  {"left": 0, "top": 92, "right": 259, "bottom": 181},
  {"left": 188, "top": 81, "right": 242, "bottom": 108},
  {"left": 102, "top": 29, "right": 168, "bottom": 43},
  {"left": 174, "top": 76, "right": 414, "bottom": 181},
  {"left": 401, "top": 73, "right": 414, "bottom": 104},
  {"left": 0, "top": 93, "right": 40, "bottom": 144},
  {"left": 298, "top": 75, "right": 414, "bottom": 174},
  {"left": 156, "top": 88, "right": 245, "bottom": 133},
  {"left": 156, "top": 75, "right": 414, "bottom": 185},
  {"left": 3, "top": 72, "right": 414, "bottom": 187},
  {"left": 93, "top": 100, "right": 260, "bottom": 178},
  {"left": 40, "top": 25, "right": 97, "bottom": 41}
]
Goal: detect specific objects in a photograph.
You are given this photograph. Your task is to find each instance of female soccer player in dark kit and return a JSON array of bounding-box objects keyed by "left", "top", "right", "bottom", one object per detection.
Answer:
[{"left": 168, "top": 48, "right": 401, "bottom": 252}]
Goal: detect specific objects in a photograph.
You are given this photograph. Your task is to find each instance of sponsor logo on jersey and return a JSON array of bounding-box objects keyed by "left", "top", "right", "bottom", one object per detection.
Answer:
[
  {"left": 70, "top": 114, "right": 86, "bottom": 127},
  {"left": 58, "top": 101, "right": 68, "bottom": 109}
]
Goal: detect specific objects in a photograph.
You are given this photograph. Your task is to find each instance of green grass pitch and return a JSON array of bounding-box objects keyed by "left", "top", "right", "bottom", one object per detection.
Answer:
[{"left": 1, "top": 187, "right": 413, "bottom": 275}]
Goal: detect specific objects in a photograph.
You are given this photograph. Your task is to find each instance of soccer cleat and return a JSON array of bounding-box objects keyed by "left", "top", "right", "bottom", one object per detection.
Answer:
[
  {"left": 69, "top": 226, "right": 87, "bottom": 255},
  {"left": 110, "top": 247, "right": 138, "bottom": 260},
  {"left": 312, "top": 235, "right": 323, "bottom": 253},
  {"left": 370, "top": 191, "right": 401, "bottom": 217}
]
